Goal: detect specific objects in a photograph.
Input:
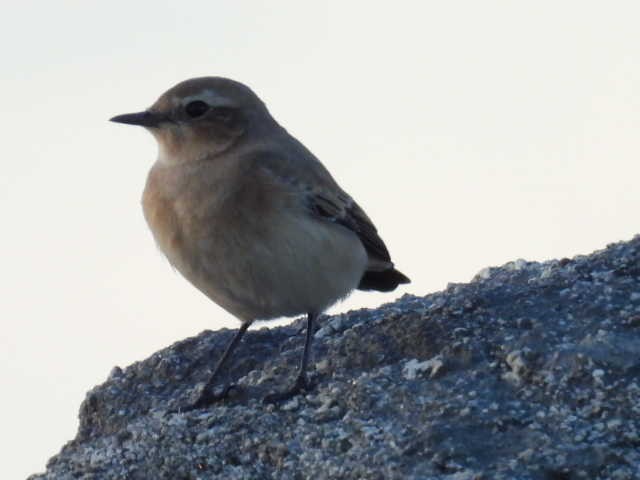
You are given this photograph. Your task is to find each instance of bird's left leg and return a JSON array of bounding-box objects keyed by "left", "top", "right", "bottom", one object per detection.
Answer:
[{"left": 186, "top": 321, "right": 251, "bottom": 410}]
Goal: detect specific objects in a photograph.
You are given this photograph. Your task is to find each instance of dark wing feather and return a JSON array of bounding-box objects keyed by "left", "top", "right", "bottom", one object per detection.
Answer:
[
  {"left": 256, "top": 152, "right": 409, "bottom": 291},
  {"left": 310, "top": 191, "right": 390, "bottom": 263}
]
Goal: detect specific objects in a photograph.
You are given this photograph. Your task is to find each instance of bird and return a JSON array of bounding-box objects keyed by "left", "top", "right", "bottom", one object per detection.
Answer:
[{"left": 110, "top": 77, "right": 409, "bottom": 407}]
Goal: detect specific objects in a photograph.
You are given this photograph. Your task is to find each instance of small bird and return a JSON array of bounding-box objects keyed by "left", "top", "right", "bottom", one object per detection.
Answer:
[{"left": 111, "top": 77, "right": 409, "bottom": 407}]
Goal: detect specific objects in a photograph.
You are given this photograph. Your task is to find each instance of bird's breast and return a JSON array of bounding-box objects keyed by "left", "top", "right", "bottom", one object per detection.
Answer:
[
  {"left": 142, "top": 162, "right": 225, "bottom": 274},
  {"left": 141, "top": 160, "right": 367, "bottom": 321}
]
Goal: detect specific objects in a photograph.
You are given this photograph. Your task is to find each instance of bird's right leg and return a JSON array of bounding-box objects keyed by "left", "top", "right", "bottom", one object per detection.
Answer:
[
  {"left": 263, "top": 312, "right": 316, "bottom": 403},
  {"left": 188, "top": 321, "right": 251, "bottom": 409}
]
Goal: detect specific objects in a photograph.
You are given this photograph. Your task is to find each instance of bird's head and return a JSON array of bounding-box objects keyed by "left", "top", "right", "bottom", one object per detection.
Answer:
[{"left": 111, "top": 77, "right": 274, "bottom": 164}]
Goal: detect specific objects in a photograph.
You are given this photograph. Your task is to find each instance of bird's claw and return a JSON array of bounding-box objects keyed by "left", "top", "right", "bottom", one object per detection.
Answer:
[
  {"left": 173, "top": 383, "right": 238, "bottom": 412},
  {"left": 262, "top": 375, "right": 312, "bottom": 404}
]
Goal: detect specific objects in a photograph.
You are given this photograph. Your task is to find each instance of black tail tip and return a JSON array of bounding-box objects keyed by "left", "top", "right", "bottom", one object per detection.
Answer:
[{"left": 357, "top": 269, "right": 410, "bottom": 292}]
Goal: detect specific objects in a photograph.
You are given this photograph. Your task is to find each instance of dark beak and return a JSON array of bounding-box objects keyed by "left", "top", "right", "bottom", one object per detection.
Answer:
[{"left": 109, "top": 111, "right": 167, "bottom": 127}]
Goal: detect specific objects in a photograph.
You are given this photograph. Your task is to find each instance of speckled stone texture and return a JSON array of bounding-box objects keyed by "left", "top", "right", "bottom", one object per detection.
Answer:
[{"left": 30, "top": 236, "right": 640, "bottom": 479}]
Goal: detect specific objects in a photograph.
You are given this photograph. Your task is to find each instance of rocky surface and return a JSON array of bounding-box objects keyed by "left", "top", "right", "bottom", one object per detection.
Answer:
[{"left": 30, "top": 236, "right": 640, "bottom": 479}]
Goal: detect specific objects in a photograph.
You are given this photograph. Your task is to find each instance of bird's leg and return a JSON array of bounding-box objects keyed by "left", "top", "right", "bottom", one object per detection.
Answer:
[
  {"left": 188, "top": 321, "right": 251, "bottom": 409},
  {"left": 264, "top": 312, "right": 316, "bottom": 404}
]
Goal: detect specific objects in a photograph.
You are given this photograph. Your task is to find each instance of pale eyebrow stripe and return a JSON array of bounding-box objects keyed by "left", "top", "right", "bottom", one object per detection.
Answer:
[{"left": 180, "top": 90, "right": 234, "bottom": 107}]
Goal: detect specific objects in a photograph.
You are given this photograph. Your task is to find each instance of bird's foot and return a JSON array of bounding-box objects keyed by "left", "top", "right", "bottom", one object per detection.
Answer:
[
  {"left": 263, "top": 374, "right": 313, "bottom": 404},
  {"left": 174, "top": 383, "right": 238, "bottom": 412}
]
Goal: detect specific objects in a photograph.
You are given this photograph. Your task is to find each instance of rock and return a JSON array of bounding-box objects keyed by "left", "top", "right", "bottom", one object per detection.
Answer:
[{"left": 29, "top": 235, "right": 640, "bottom": 479}]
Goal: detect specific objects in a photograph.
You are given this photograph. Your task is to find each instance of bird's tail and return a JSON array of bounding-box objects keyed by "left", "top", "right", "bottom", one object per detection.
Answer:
[{"left": 357, "top": 268, "right": 410, "bottom": 292}]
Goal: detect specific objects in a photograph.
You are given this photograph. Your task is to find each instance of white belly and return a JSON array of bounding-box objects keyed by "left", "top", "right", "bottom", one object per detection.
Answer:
[
  {"left": 146, "top": 197, "right": 368, "bottom": 321},
  {"left": 189, "top": 213, "right": 368, "bottom": 321}
]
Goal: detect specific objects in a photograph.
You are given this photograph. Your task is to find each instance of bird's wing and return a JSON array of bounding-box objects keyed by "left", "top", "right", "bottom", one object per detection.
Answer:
[
  {"left": 255, "top": 151, "right": 392, "bottom": 265},
  {"left": 308, "top": 188, "right": 391, "bottom": 263}
]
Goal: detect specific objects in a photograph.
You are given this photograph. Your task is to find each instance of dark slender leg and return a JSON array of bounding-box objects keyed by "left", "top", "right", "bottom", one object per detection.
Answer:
[
  {"left": 264, "top": 312, "right": 317, "bottom": 403},
  {"left": 190, "top": 321, "right": 251, "bottom": 409},
  {"left": 296, "top": 312, "right": 315, "bottom": 385}
]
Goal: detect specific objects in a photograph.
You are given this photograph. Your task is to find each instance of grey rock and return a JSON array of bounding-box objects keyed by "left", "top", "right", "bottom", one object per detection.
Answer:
[{"left": 29, "top": 236, "right": 640, "bottom": 479}]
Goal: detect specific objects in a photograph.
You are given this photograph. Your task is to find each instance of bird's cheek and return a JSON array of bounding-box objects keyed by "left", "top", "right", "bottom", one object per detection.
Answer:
[
  {"left": 208, "top": 119, "right": 246, "bottom": 140},
  {"left": 152, "top": 128, "right": 183, "bottom": 159}
]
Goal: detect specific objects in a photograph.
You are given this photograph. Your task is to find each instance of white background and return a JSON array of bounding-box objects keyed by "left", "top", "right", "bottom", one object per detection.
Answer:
[{"left": 2, "top": 2, "right": 639, "bottom": 478}]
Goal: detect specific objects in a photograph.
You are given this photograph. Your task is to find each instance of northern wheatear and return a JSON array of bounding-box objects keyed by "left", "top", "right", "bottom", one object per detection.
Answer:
[{"left": 111, "top": 77, "right": 409, "bottom": 407}]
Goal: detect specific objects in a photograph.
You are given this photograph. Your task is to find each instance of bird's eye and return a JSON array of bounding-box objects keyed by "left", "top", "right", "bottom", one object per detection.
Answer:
[{"left": 185, "top": 100, "right": 209, "bottom": 118}]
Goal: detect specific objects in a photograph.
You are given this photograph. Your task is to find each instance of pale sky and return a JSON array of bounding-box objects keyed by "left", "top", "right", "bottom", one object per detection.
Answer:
[{"left": 2, "top": 1, "right": 639, "bottom": 478}]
